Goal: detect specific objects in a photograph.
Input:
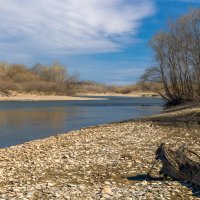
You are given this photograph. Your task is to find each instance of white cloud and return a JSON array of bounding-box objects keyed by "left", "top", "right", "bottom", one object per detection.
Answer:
[
  {"left": 0, "top": 0, "right": 154, "bottom": 59},
  {"left": 179, "top": 0, "right": 200, "bottom": 2}
]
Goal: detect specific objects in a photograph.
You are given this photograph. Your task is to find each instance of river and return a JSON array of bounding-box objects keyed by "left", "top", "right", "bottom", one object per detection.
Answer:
[{"left": 0, "top": 96, "right": 163, "bottom": 147}]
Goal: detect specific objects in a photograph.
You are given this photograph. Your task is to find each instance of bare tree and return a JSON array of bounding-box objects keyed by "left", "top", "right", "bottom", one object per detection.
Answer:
[
  {"left": 140, "top": 66, "right": 161, "bottom": 83},
  {"left": 149, "top": 9, "right": 200, "bottom": 105}
]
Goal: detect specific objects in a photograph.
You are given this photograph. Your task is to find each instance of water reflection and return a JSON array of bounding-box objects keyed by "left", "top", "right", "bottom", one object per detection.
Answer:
[
  {"left": 0, "top": 97, "right": 163, "bottom": 148},
  {"left": 0, "top": 107, "right": 81, "bottom": 127}
]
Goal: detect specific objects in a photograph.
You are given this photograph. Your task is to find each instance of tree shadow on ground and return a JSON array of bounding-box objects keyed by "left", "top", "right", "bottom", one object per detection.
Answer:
[
  {"left": 127, "top": 174, "right": 163, "bottom": 181},
  {"left": 126, "top": 174, "right": 200, "bottom": 198}
]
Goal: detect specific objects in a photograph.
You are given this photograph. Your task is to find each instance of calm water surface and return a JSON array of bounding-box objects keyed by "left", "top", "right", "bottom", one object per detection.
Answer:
[{"left": 0, "top": 96, "right": 163, "bottom": 148}]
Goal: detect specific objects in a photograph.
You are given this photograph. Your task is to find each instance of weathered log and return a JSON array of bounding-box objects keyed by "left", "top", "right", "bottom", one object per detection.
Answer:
[{"left": 149, "top": 143, "right": 200, "bottom": 186}]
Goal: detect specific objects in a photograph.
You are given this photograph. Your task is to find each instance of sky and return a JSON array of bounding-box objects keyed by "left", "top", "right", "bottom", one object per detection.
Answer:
[{"left": 0, "top": 0, "right": 199, "bottom": 85}]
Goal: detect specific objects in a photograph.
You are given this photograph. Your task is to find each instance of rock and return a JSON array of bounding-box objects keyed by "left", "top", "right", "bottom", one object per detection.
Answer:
[
  {"left": 101, "top": 186, "right": 113, "bottom": 195},
  {"left": 104, "top": 181, "right": 111, "bottom": 185},
  {"left": 141, "top": 181, "right": 148, "bottom": 186},
  {"left": 127, "top": 162, "right": 132, "bottom": 167}
]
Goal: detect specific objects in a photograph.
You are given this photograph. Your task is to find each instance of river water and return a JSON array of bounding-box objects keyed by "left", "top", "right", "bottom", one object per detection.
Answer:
[{"left": 0, "top": 96, "right": 163, "bottom": 148}]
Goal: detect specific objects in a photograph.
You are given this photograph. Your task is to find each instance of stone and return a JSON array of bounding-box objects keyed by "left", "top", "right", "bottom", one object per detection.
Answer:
[{"left": 101, "top": 186, "right": 113, "bottom": 195}]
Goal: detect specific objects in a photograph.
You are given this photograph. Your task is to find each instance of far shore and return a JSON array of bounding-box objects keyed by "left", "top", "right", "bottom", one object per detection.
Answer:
[
  {"left": 0, "top": 91, "right": 160, "bottom": 101},
  {"left": 77, "top": 91, "right": 160, "bottom": 97},
  {"left": 0, "top": 93, "right": 107, "bottom": 101}
]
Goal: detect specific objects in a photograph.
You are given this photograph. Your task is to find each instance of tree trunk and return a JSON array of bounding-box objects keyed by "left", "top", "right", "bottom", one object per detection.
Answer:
[{"left": 151, "top": 143, "right": 200, "bottom": 186}]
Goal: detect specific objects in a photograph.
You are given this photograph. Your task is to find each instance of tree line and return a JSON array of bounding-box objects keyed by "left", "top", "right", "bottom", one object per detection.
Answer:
[
  {"left": 0, "top": 62, "right": 78, "bottom": 95},
  {"left": 140, "top": 9, "right": 200, "bottom": 106}
]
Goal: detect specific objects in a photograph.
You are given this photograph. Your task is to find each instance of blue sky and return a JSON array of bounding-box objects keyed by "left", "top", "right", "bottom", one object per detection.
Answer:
[{"left": 0, "top": 0, "right": 199, "bottom": 85}]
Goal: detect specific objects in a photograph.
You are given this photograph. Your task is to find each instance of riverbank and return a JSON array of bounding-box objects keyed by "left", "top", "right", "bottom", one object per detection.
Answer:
[
  {"left": 0, "top": 92, "right": 107, "bottom": 101},
  {"left": 77, "top": 91, "right": 159, "bottom": 98},
  {"left": 0, "top": 91, "right": 158, "bottom": 101},
  {"left": 0, "top": 107, "right": 199, "bottom": 199},
  {"left": 144, "top": 105, "right": 200, "bottom": 125}
]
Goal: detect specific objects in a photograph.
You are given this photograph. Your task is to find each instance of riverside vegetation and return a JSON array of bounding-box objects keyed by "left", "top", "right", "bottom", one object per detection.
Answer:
[
  {"left": 0, "top": 61, "right": 157, "bottom": 98},
  {"left": 0, "top": 62, "right": 79, "bottom": 96},
  {"left": 140, "top": 9, "right": 200, "bottom": 106}
]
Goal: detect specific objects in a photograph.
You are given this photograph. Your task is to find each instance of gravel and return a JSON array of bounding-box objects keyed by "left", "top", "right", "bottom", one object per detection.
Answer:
[{"left": 0, "top": 120, "right": 199, "bottom": 199}]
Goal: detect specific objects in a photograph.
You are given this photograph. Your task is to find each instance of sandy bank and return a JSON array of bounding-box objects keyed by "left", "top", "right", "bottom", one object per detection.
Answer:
[
  {"left": 0, "top": 91, "right": 159, "bottom": 101},
  {"left": 77, "top": 91, "right": 160, "bottom": 98},
  {"left": 0, "top": 108, "right": 199, "bottom": 199},
  {"left": 0, "top": 93, "right": 107, "bottom": 101},
  {"left": 143, "top": 106, "right": 200, "bottom": 124}
]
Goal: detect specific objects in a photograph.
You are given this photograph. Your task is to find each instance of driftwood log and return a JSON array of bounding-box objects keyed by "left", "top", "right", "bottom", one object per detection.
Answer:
[{"left": 148, "top": 143, "right": 200, "bottom": 186}]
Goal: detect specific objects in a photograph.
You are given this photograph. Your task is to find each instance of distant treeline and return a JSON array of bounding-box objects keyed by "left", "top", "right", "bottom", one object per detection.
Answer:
[
  {"left": 0, "top": 61, "right": 157, "bottom": 96},
  {"left": 140, "top": 9, "right": 200, "bottom": 106},
  {"left": 78, "top": 80, "right": 157, "bottom": 94},
  {"left": 0, "top": 62, "right": 78, "bottom": 95}
]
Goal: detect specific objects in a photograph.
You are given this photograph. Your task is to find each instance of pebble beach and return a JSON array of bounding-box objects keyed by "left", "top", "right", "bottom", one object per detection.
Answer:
[{"left": 0, "top": 118, "right": 200, "bottom": 199}]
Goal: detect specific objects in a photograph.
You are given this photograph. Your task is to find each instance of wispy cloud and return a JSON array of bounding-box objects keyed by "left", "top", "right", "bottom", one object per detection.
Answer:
[
  {"left": 177, "top": 0, "right": 200, "bottom": 2},
  {"left": 0, "top": 0, "right": 154, "bottom": 59}
]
